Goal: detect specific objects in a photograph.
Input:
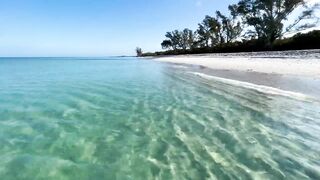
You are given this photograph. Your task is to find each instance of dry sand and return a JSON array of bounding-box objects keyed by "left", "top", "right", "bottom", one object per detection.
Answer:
[{"left": 153, "top": 53, "right": 320, "bottom": 78}]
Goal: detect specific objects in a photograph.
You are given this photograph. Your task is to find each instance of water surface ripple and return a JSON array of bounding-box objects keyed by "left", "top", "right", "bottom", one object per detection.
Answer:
[{"left": 0, "top": 58, "right": 319, "bottom": 179}]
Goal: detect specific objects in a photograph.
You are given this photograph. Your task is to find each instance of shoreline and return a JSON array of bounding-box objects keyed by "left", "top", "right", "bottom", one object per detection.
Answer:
[
  {"left": 151, "top": 52, "right": 320, "bottom": 99},
  {"left": 153, "top": 53, "right": 320, "bottom": 78}
]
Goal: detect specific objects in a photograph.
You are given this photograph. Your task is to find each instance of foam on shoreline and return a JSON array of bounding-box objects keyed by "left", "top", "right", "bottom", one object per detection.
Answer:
[{"left": 191, "top": 72, "right": 314, "bottom": 101}]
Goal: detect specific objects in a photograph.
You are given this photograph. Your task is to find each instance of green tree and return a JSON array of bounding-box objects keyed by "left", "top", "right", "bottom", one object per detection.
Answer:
[
  {"left": 216, "top": 10, "right": 242, "bottom": 43},
  {"left": 231, "top": 0, "right": 319, "bottom": 45},
  {"left": 164, "top": 30, "right": 182, "bottom": 50},
  {"left": 162, "top": 29, "right": 196, "bottom": 50},
  {"left": 196, "top": 24, "right": 210, "bottom": 47},
  {"left": 181, "top": 28, "right": 196, "bottom": 50},
  {"left": 161, "top": 40, "right": 172, "bottom": 50},
  {"left": 196, "top": 16, "right": 222, "bottom": 47}
]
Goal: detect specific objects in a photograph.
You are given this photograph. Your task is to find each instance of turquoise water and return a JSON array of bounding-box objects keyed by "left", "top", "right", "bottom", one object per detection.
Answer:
[{"left": 0, "top": 57, "right": 319, "bottom": 179}]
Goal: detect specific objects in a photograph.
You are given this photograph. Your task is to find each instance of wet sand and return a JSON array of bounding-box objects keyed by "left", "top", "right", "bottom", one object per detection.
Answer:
[{"left": 194, "top": 65, "right": 320, "bottom": 99}]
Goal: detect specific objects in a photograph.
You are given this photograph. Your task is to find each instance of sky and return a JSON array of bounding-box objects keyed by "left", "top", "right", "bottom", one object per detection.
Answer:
[{"left": 0, "top": 0, "right": 318, "bottom": 56}]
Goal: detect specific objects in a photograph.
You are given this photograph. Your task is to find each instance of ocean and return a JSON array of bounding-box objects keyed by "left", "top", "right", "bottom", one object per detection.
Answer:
[{"left": 0, "top": 57, "right": 319, "bottom": 179}]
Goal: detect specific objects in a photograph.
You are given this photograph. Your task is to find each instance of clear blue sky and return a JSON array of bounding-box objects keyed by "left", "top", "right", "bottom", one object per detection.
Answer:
[{"left": 0, "top": 0, "right": 239, "bottom": 56}]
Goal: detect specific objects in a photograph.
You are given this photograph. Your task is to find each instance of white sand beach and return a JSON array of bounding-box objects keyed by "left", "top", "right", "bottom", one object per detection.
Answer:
[{"left": 154, "top": 51, "right": 320, "bottom": 78}]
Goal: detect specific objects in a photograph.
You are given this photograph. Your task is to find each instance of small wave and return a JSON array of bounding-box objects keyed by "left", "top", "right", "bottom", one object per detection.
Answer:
[
  {"left": 173, "top": 65, "right": 189, "bottom": 69},
  {"left": 190, "top": 72, "right": 312, "bottom": 101}
]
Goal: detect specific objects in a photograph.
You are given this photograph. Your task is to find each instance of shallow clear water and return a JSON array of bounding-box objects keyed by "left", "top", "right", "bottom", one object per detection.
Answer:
[{"left": 0, "top": 57, "right": 319, "bottom": 179}]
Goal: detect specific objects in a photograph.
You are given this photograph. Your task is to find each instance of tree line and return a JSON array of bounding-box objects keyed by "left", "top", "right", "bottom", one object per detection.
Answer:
[
  {"left": 161, "top": 9, "right": 242, "bottom": 51},
  {"left": 137, "top": 0, "right": 320, "bottom": 56}
]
